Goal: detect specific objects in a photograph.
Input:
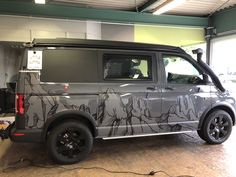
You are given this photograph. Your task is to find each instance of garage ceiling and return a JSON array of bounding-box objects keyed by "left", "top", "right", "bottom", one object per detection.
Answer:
[
  {"left": 52, "top": 0, "right": 148, "bottom": 10},
  {"left": 167, "top": 0, "right": 236, "bottom": 16},
  {"left": 0, "top": 0, "right": 208, "bottom": 27},
  {"left": 51, "top": 0, "right": 236, "bottom": 16}
]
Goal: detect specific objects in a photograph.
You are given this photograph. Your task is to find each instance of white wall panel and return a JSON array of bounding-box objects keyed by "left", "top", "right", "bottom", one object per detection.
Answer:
[
  {"left": 0, "top": 47, "right": 5, "bottom": 87},
  {"left": 86, "top": 21, "right": 101, "bottom": 40},
  {"left": 0, "top": 16, "right": 31, "bottom": 30},
  {"left": 0, "top": 29, "right": 30, "bottom": 42},
  {"left": 28, "top": 18, "right": 86, "bottom": 33},
  {"left": 101, "top": 23, "right": 134, "bottom": 42},
  {"left": 0, "top": 15, "right": 87, "bottom": 42},
  {"left": 0, "top": 46, "right": 22, "bottom": 88},
  {"left": 66, "top": 32, "right": 86, "bottom": 39},
  {"left": 31, "top": 30, "right": 66, "bottom": 39}
]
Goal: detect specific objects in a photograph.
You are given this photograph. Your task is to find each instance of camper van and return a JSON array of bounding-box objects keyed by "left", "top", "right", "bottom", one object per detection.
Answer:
[{"left": 8, "top": 39, "right": 235, "bottom": 164}]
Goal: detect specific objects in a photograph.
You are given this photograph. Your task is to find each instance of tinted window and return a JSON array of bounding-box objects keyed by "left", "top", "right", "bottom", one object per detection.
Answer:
[
  {"left": 103, "top": 54, "right": 152, "bottom": 80},
  {"left": 41, "top": 49, "right": 98, "bottom": 83},
  {"left": 163, "top": 55, "right": 203, "bottom": 84}
]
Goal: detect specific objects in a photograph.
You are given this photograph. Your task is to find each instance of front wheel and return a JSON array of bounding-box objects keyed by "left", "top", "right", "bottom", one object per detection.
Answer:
[
  {"left": 198, "top": 110, "right": 233, "bottom": 144},
  {"left": 47, "top": 121, "right": 93, "bottom": 164}
]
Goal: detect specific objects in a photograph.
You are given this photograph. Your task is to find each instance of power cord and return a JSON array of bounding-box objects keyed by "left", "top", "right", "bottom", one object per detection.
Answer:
[{"left": 1, "top": 157, "right": 195, "bottom": 177}]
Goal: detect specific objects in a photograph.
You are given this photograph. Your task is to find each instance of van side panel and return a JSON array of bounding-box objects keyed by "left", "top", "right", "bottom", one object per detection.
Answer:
[
  {"left": 16, "top": 47, "right": 236, "bottom": 142},
  {"left": 24, "top": 72, "right": 99, "bottom": 129},
  {"left": 210, "top": 86, "right": 236, "bottom": 120}
]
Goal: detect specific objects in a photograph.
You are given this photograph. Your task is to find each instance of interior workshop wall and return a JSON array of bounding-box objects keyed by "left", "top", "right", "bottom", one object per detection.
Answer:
[
  {"left": 134, "top": 25, "right": 205, "bottom": 46},
  {"left": 0, "top": 46, "right": 22, "bottom": 88},
  {"left": 0, "top": 15, "right": 134, "bottom": 42},
  {"left": 0, "top": 15, "right": 89, "bottom": 42},
  {"left": 0, "top": 14, "right": 205, "bottom": 45},
  {"left": 0, "top": 47, "right": 4, "bottom": 87},
  {"left": 0, "top": 15, "right": 136, "bottom": 43},
  {"left": 101, "top": 23, "right": 134, "bottom": 42},
  {"left": 87, "top": 21, "right": 101, "bottom": 39}
]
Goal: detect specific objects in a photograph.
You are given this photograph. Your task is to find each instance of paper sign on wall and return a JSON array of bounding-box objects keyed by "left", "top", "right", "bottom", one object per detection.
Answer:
[{"left": 27, "top": 51, "right": 42, "bottom": 70}]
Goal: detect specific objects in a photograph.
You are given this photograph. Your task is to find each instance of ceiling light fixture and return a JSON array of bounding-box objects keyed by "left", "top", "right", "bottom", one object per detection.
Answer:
[
  {"left": 35, "top": 0, "right": 46, "bottom": 4},
  {"left": 153, "top": 0, "right": 186, "bottom": 15}
]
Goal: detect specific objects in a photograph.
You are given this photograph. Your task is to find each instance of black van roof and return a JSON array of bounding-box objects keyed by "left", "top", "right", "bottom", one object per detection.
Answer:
[{"left": 31, "top": 38, "right": 186, "bottom": 53}]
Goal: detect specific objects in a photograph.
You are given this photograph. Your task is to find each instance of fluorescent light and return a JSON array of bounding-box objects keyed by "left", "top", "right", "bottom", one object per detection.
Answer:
[
  {"left": 153, "top": 0, "right": 186, "bottom": 15},
  {"left": 35, "top": 0, "right": 45, "bottom": 4}
]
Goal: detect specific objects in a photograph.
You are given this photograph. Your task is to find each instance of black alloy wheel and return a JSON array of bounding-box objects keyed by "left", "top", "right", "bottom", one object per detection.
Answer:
[
  {"left": 208, "top": 115, "right": 230, "bottom": 141},
  {"left": 56, "top": 127, "right": 86, "bottom": 158},
  {"left": 198, "top": 110, "right": 232, "bottom": 144},
  {"left": 47, "top": 121, "right": 93, "bottom": 164}
]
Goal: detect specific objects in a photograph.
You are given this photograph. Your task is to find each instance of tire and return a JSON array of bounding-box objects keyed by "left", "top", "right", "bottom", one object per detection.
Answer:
[
  {"left": 197, "top": 129, "right": 207, "bottom": 141},
  {"left": 198, "top": 110, "right": 233, "bottom": 144},
  {"left": 47, "top": 121, "right": 93, "bottom": 164}
]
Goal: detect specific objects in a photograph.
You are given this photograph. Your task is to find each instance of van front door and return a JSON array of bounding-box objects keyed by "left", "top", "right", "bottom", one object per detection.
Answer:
[{"left": 160, "top": 53, "right": 212, "bottom": 133}]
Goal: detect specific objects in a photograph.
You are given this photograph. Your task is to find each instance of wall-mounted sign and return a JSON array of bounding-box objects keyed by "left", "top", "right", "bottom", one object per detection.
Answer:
[{"left": 27, "top": 51, "right": 42, "bottom": 70}]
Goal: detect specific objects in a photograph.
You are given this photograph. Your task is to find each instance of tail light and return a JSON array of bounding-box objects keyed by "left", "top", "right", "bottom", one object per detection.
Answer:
[{"left": 16, "top": 93, "right": 24, "bottom": 115}]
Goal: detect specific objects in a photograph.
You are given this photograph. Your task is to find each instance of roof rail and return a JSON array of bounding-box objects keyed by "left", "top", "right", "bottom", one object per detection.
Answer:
[{"left": 31, "top": 38, "right": 186, "bottom": 53}]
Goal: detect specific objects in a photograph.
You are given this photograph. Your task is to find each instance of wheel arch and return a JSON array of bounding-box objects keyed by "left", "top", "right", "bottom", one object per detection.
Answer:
[
  {"left": 42, "top": 110, "right": 98, "bottom": 141},
  {"left": 199, "top": 102, "right": 236, "bottom": 129}
]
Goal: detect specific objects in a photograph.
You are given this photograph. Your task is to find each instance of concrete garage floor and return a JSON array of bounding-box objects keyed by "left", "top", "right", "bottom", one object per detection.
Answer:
[{"left": 0, "top": 129, "right": 236, "bottom": 177}]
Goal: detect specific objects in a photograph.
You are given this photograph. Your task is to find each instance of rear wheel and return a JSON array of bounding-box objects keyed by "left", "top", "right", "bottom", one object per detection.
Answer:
[
  {"left": 198, "top": 110, "right": 232, "bottom": 144},
  {"left": 47, "top": 121, "right": 93, "bottom": 164}
]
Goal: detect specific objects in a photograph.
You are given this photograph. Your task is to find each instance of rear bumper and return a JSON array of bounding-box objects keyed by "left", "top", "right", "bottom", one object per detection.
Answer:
[{"left": 10, "top": 125, "right": 43, "bottom": 143}]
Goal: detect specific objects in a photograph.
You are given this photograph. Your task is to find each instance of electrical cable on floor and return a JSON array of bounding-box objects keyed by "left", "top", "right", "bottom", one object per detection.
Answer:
[{"left": 1, "top": 156, "right": 195, "bottom": 177}]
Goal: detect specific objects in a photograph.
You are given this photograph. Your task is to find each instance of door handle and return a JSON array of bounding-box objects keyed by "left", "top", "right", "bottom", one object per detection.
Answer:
[
  {"left": 164, "top": 86, "right": 174, "bottom": 91},
  {"left": 146, "top": 86, "right": 157, "bottom": 91}
]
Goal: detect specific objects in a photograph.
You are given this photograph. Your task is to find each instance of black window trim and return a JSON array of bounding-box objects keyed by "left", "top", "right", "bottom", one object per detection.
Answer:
[
  {"left": 100, "top": 52, "right": 156, "bottom": 83},
  {"left": 160, "top": 52, "right": 205, "bottom": 85},
  {"left": 40, "top": 48, "right": 99, "bottom": 83}
]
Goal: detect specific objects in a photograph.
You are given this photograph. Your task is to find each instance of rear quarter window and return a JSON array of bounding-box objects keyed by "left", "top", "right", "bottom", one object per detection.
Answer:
[{"left": 41, "top": 49, "right": 98, "bottom": 83}]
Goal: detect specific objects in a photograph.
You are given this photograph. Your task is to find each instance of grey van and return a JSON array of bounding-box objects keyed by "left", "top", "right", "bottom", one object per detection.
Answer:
[{"left": 9, "top": 39, "right": 235, "bottom": 164}]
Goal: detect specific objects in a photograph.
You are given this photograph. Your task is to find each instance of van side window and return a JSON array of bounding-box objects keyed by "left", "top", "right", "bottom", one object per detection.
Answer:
[
  {"left": 163, "top": 54, "right": 203, "bottom": 84},
  {"left": 41, "top": 49, "right": 98, "bottom": 83},
  {"left": 103, "top": 54, "right": 152, "bottom": 80}
]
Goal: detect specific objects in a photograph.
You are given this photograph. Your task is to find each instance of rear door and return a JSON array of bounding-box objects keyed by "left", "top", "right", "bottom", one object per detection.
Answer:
[
  {"left": 160, "top": 52, "right": 212, "bottom": 132},
  {"left": 97, "top": 49, "right": 162, "bottom": 138}
]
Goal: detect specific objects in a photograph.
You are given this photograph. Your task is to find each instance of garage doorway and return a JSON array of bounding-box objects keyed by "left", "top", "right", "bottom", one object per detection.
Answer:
[
  {"left": 0, "top": 42, "right": 24, "bottom": 114},
  {"left": 211, "top": 34, "right": 236, "bottom": 90}
]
